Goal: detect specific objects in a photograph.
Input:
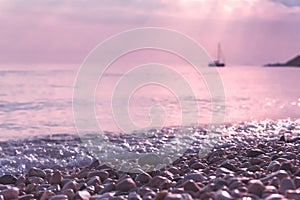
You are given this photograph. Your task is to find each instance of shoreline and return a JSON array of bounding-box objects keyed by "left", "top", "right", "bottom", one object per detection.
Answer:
[{"left": 0, "top": 119, "right": 300, "bottom": 199}]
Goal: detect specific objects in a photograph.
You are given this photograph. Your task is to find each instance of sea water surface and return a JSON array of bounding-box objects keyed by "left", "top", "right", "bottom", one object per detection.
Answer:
[{"left": 0, "top": 64, "right": 300, "bottom": 141}]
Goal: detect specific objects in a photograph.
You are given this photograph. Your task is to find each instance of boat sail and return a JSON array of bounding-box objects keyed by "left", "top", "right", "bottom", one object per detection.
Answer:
[{"left": 209, "top": 43, "right": 225, "bottom": 67}]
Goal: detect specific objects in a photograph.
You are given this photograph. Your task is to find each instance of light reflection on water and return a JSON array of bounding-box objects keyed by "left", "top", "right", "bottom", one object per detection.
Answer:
[{"left": 0, "top": 65, "right": 300, "bottom": 140}]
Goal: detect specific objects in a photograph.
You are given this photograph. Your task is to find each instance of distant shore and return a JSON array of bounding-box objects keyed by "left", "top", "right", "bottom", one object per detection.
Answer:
[{"left": 265, "top": 55, "right": 300, "bottom": 67}]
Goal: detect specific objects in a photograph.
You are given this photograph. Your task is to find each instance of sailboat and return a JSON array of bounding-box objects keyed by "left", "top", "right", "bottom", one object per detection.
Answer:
[{"left": 209, "top": 43, "right": 226, "bottom": 67}]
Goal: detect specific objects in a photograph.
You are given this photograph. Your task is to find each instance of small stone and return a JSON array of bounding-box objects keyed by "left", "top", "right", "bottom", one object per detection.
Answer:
[
  {"left": 40, "top": 190, "right": 55, "bottom": 200},
  {"left": 280, "top": 161, "right": 294, "bottom": 172},
  {"left": 138, "top": 153, "right": 161, "bottom": 166},
  {"left": 216, "top": 167, "right": 234, "bottom": 175},
  {"left": 183, "top": 173, "right": 205, "bottom": 182},
  {"left": 247, "top": 165, "right": 261, "bottom": 172},
  {"left": 135, "top": 172, "right": 152, "bottom": 184},
  {"left": 62, "top": 180, "right": 78, "bottom": 191},
  {"left": 221, "top": 162, "right": 238, "bottom": 172},
  {"left": 264, "top": 193, "right": 285, "bottom": 200},
  {"left": 74, "top": 190, "right": 91, "bottom": 200},
  {"left": 28, "top": 176, "right": 44, "bottom": 184},
  {"left": 0, "top": 175, "right": 17, "bottom": 185},
  {"left": 99, "top": 183, "right": 115, "bottom": 194},
  {"left": 214, "top": 178, "right": 227, "bottom": 190},
  {"left": 164, "top": 193, "right": 183, "bottom": 200},
  {"left": 0, "top": 187, "right": 19, "bottom": 200},
  {"left": 47, "top": 184, "right": 61, "bottom": 192},
  {"left": 215, "top": 190, "right": 233, "bottom": 200},
  {"left": 143, "top": 191, "right": 156, "bottom": 200},
  {"left": 182, "top": 180, "right": 201, "bottom": 192},
  {"left": 88, "top": 170, "right": 109, "bottom": 181},
  {"left": 248, "top": 158, "right": 262, "bottom": 165},
  {"left": 294, "top": 177, "right": 300, "bottom": 188},
  {"left": 190, "top": 162, "right": 206, "bottom": 170},
  {"left": 267, "top": 161, "right": 281, "bottom": 172},
  {"left": 63, "top": 189, "right": 75, "bottom": 200},
  {"left": 247, "top": 149, "right": 265, "bottom": 157},
  {"left": 247, "top": 179, "right": 265, "bottom": 197},
  {"left": 18, "top": 194, "right": 35, "bottom": 200},
  {"left": 279, "top": 178, "right": 295, "bottom": 194},
  {"left": 260, "top": 170, "right": 289, "bottom": 183},
  {"left": 128, "top": 191, "right": 142, "bottom": 200},
  {"left": 90, "top": 193, "right": 114, "bottom": 200},
  {"left": 49, "top": 170, "right": 63, "bottom": 185},
  {"left": 116, "top": 178, "right": 136, "bottom": 192},
  {"left": 28, "top": 167, "right": 46, "bottom": 178},
  {"left": 48, "top": 194, "right": 68, "bottom": 200},
  {"left": 285, "top": 189, "right": 300, "bottom": 199},
  {"left": 87, "top": 176, "right": 101, "bottom": 186}
]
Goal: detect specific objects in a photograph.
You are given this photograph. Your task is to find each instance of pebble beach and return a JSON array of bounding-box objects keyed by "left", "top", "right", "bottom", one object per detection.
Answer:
[{"left": 0, "top": 119, "right": 300, "bottom": 200}]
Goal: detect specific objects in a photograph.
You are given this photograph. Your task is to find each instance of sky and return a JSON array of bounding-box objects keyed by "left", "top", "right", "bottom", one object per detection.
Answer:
[{"left": 0, "top": 0, "right": 300, "bottom": 66}]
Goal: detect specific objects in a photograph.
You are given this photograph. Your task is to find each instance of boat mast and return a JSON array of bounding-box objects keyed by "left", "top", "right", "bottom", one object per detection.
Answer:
[{"left": 217, "top": 42, "right": 221, "bottom": 62}]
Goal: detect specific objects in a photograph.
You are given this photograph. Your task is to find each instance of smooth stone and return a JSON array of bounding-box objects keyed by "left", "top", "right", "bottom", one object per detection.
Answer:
[
  {"left": 247, "top": 149, "right": 265, "bottom": 157},
  {"left": 216, "top": 167, "right": 234, "bottom": 175},
  {"left": 214, "top": 178, "right": 227, "bottom": 191},
  {"left": 0, "top": 187, "right": 19, "bottom": 200},
  {"left": 48, "top": 184, "right": 61, "bottom": 192},
  {"left": 88, "top": 170, "right": 109, "bottom": 181},
  {"left": 267, "top": 161, "right": 281, "bottom": 172},
  {"left": 28, "top": 176, "right": 44, "bottom": 184},
  {"left": 62, "top": 189, "right": 75, "bottom": 200},
  {"left": 260, "top": 170, "right": 289, "bottom": 183},
  {"left": 247, "top": 165, "right": 261, "bottom": 172},
  {"left": 247, "top": 179, "right": 265, "bottom": 197},
  {"left": 48, "top": 194, "right": 68, "bottom": 200},
  {"left": 128, "top": 191, "right": 142, "bottom": 200},
  {"left": 228, "top": 180, "right": 243, "bottom": 190},
  {"left": 190, "top": 162, "right": 206, "bottom": 170},
  {"left": 279, "top": 178, "right": 295, "bottom": 193},
  {"left": 264, "top": 193, "right": 285, "bottom": 200},
  {"left": 116, "top": 178, "right": 136, "bottom": 192},
  {"left": 49, "top": 170, "right": 63, "bottom": 185},
  {"left": 155, "top": 190, "right": 168, "bottom": 200},
  {"left": 215, "top": 190, "right": 234, "bottom": 200},
  {"left": 138, "top": 153, "right": 161, "bottom": 166},
  {"left": 285, "top": 189, "right": 300, "bottom": 199},
  {"left": 99, "top": 183, "right": 115, "bottom": 194},
  {"left": 143, "top": 191, "right": 156, "bottom": 200},
  {"left": 182, "top": 180, "right": 201, "bottom": 192},
  {"left": 248, "top": 158, "right": 263, "bottom": 165},
  {"left": 137, "top": 187, "right": 153, "bottom": 197},
  {"left": 0, "top": 175, "right": 17, "bottom": 185},
  {"left": 62, "top": 180, "right": 78, "bottom": 191},
  {"left": 280, "top": 161, "right": 294, "bottom": 172},
  {"left": 183, "top": 173, "right": 206, "bottom": 182},
  {"left": 221, "top": 162, "right": 238, "bottom": 172},
  {"left": 90, "top": 193, "right": 115, "bottom": 200},
  {"left": 164, "top": 193, "right": 191, "bottom": 200},
  {"left": 18, "top": 194, "right": 35, "bottom": 200},
  {"left": 28, "top": 167, "right": 46, "bottom": 178},
  {"left": 264, "top": 185, "right": 278, "bottom": 194},
  {"left": 135, "top": 172, "right": 152, "bottom": 184},
  {"left": 74, "top": 190, "right": 91, "bottom": 200},
  {"left": 41, "top": 190, "right": 55, "bottom": 200},
  {"left": 87, "top": 176, "right": 101, "bottom": 186},
  {"left": 294, "top": 177, "right": 300, "bottom": 188}
]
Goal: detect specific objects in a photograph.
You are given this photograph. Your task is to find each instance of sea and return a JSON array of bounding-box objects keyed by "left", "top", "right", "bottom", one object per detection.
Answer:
[
  {"left": 0, "top": 64, "right": 300, "bottom": 141},
  {"left": 1, "top": 64, "right": 300, "bottom": 174}
]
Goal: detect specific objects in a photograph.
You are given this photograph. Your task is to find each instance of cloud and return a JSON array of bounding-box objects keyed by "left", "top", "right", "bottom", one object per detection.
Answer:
[
  {"left": 0, "top": 0, "right": 300, "bottom": 65},
  {"left": 271, "top": 0, "right": 300, "bottom": 7}
]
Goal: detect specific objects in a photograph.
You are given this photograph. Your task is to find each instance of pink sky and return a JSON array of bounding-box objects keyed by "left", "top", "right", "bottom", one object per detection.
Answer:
[{"left": 0, "top": 0, "right": 300, "bottom": 66}]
